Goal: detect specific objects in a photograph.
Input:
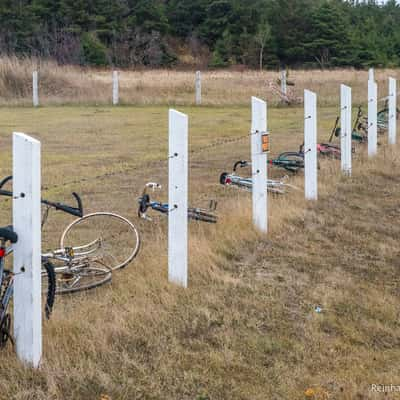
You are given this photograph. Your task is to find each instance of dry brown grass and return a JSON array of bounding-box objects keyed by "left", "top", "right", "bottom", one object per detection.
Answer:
[
  {"left": 0, "top": 57, "right": 399, "bottom": 107},
  {"left": 0, "top": 105, "right": 399, "bottom": 399}
]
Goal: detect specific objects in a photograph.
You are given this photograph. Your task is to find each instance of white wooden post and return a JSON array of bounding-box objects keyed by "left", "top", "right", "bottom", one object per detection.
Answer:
[
  {"left": 388, "top": 77, "right": 397, "bottom": 145},
  {"left": 13, "top": 132, "right": 42, "bottom": 367},
  {"left": 251, "top": 97, "right": 267, "bottom": 233},
  {"left": 340, "top": 84, "right": 352, "bottom": 176},
  {"left": 32, "top": 71, "right": 39, "bottom": 107},
  {"left": 195, "top": 71, "right": 201, "bottom": 105},
  {"left": 368, "top": 79, "right": 378, "bottom": 157},
  {"left": 304, "top": 90, "right": 318, "bottom": 200},
  {"left": 112, "top": 70, "right": 119, "bottom": 106},
  {"left": 368, "top": 68, "right": 374, "bottom": 82},
  {"left": 168, "top": 110, "right": 188, "bottom": 288},
  {"left": 280, "top": 70, "right": 287, "bottom": 96}
]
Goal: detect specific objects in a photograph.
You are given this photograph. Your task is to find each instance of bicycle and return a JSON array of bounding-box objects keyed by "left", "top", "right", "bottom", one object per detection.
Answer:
[
  {"left": 376, "top": 102, "right": 400, "bottom": 133},
  {"left": 299, "top": 142, "right": 341, "bottom": 160},
  {"left": 0, "top": 226, "right": 56, "bottom": 348},
  {"left": 138, "top": 183, "right": 218, "bottom": 223},
  {"left": 270, "top": 151, "right": 304, "bottom": 173},
  {"left": 329, "top": 106, "right": 367, "bottom": 144},
  {"left": 1, "top": 176, "right": 140, "bottom": 294},
  {"left": 219, "top": 160, "right": 298, "bottom": 194}
]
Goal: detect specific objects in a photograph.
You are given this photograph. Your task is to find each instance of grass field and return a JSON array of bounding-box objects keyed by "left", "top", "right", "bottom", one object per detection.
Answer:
[
  {"left": 1, "top": 57, "right": 399, "bottom": 107},
  {"left": 0, "top": 104, "right": 399, "bottom": 400}
]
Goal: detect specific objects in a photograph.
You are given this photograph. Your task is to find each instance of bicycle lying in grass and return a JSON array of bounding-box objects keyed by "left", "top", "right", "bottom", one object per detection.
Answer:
[
  {"left": 269, "top": 151, "right": 304, "bottom": 173},
  {"left": 138, "top": 183, "right": 218, "bottom": 223},
  {"left": 219, "top": 160, "right": 299, "bottom": 194},
  {"left": 298, "top": 142, "right": 342, "bottom": 160},
  {"left": 0, "top": 226, "right": 56, "bottom": 347},
  {"left": 1, "top": 176, "right": 140, "bottom": 294}
]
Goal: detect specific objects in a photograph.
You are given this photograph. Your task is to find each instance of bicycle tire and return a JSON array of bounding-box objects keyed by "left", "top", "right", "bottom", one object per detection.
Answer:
[
  {"left": 42, "top": 259, "right": 56, "bottom": 318},
  {"left": 275, "top": 152, "right": 304, "bottom": 172},
  {"left": 60, "top": 212, "right": 140, "bottom": 271},
  {"left": 50, "top": 261, "right": 112, "bottom": 294},
  {"left": 188, "top": 208, "right": 217, "bottom": 223}
]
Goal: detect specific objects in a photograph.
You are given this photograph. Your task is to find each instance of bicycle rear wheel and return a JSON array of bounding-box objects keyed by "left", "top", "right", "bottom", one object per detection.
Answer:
[
  {"left": 275, "top": 152, "right": 304, "bottom": 173},
  {"left": 60, "top": 212, "right": 140, "bottom": 271},
  {"left": 188, "top": 208, "right": 217, "bottom": 223}
]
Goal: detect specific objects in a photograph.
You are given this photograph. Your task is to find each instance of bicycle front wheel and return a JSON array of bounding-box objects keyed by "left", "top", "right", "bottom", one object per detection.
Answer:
[
  {"left": 60, "top": 212, "right": 140, "bottom": 271},
  {"left": 43, "top": 260, "right": 112, "bottom": 294}
]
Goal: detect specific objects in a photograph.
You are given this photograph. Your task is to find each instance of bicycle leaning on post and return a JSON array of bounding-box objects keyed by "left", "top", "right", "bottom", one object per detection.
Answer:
[
  {"left": 0, "top": 225, "right": 56, "bottom": 348},
  {"left": 0, "top": 176, "right": 141, "bottom": 294}
]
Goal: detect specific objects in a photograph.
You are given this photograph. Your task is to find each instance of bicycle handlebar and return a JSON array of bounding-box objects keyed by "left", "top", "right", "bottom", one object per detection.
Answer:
[
  {"left": 0, "top": 176, "right": 12, "bottom": 190},
  {"left": 0, "top": 176, "right": 83, "bottom": 218},
  {"left": 145, "top": 182, "right": 162, "bottom": 190},
  {"left": 233, "top": 160, "right": 249, "bottom": 172}
]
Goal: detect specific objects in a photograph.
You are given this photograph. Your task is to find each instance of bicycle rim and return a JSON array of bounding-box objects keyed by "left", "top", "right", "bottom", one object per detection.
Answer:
[
  {"left": 51, "top": 261, "right": 112, "bottom": 294},
  {"left": 188, "top": 209, "right": 218, "bottom": 223},
  {"left": 60, "top": 212, "right": 140, "bottom": 271}
]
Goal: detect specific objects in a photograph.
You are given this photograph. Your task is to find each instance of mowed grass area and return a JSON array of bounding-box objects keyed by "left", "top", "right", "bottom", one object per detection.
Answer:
[{"left": 0, "top": 106, "right": 399, "bottom": 400}]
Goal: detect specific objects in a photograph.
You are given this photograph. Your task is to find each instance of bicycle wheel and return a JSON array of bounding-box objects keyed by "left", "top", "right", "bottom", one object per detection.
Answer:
[
  {"left": 275, "top": 152, "right": 304, "bottom": 173},
  {"left": 45, "top": 259, "right": 112, "bottom": 294},
  {"left": 188, "top": 208, "right": 217, "bottom": 223},
  {"left": 60, "top": 212, "right": 140, "bottom": 271},
  {"left": 41, "top": 259, "right": 56, "bottom": 318}
]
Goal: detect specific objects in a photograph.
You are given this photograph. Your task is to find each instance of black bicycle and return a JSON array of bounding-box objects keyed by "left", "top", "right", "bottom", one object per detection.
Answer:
[
  {"left": 0, "top": 226, "right": 56, "bottom": 348},
  {"left": 138, "top": 183, "right": 218, "bottom": 223},
  {"left": 270, "top": 151, "right": 304, "bottom": 173}
]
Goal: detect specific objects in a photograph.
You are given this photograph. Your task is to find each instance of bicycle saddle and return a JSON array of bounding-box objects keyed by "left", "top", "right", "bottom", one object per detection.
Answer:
[{"left": 0, "top": 226, "right": 18, "bottom": 244}]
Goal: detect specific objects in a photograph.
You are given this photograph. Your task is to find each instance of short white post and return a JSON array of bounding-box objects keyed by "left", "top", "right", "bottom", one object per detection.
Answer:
[
  {"left": 368, "top": 79, "right": 378, "bottom": 157},
  {"left": 251, "top": 97, "right": 268, "bottom": 233},
  {"left": 13, "top": 132, "right": 42, "bottom": 367},
  {"left": 368, "top": 68, "right": 374, "bottom": 82},
  {"left": 340, "top": 84, "right": 352, "bottom": 176},
  {"left": 304, "top": 90, "right": 318, "bottom": 200},
  {"left": 195, "top": 71, "right": 201, "bottom": 105},
  {"left": 388, "top": 77, "right": 397, "bottom": 145},
  {"left": 112, "top": 70, "right": 119, "bottom": 105},
  {"left": 280, "top": 70, "right": 287, "bottom": 95},
  {"left": 168, "top": 110, "right": 188, "bottom": 288},
  {"left": 32, "top": 71, "right": 39, "bottom": 107}
]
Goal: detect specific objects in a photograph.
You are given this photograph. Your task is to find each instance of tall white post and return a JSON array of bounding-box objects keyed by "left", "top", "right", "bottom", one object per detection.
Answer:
[
  {"left": 340, "top": 85, "right": 352, "bottom": 176},
  {"left": 168, "top": 110, "right": 188, "bottom": 288},
  {"left": 32, "top": 71, "right": 39, "bottom": 107},
  {"left": 195, "top": 71, "right": 201, "bottom": 105},
  {"left": 304, "top": 90, "right": 318, "bottom": 200},
  {"left": 112, "top": 70, "right": 119, "bottom": 106},
  {"left": 251, "top": 97, "right": 267, "bottom": 233},
  {"left": 280, "top": 70, "right": 287, "bottom": 95},
  {"left": 368, "top": 68, "right": 374, "bottom": 82},
  {"left": 368, "top": 79, "right": 378, "bottom": 157},
  {"left": 388, "top": 77, "right": 397, "bottom": 145},
  {"left": 13, "top": 132, "right": 42, "bottom": 367}
]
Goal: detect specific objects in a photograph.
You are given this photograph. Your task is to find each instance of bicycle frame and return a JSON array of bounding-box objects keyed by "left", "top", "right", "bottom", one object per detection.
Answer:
[
  {"left": 220, "top": 161, "right": 298, "bottom": 194},
  {"left": 138, "top": 183, "right": 217, "bottom": 222},
  {"left": 0, "top": 241, "right": 14, "bottom": 325}
]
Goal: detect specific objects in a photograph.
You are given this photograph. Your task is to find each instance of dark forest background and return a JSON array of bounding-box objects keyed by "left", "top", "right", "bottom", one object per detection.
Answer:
[{"left": 0, "top": 0, "right": 399, "bottom": 69}]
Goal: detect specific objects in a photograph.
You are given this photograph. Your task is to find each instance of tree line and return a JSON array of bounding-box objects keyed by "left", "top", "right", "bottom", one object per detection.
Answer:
[{"left": 0, "top": 0, "right": 399, "bottom": 69}]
